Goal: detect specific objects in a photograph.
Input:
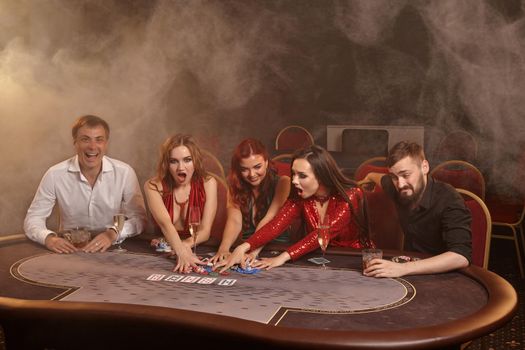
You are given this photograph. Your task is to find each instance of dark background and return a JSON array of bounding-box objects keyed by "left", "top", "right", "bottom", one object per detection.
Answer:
[{"left": 1, "top": 0, "right": 524, "bottom": 235}]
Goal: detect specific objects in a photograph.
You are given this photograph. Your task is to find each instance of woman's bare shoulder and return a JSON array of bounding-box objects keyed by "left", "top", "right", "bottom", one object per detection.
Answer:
[{"left": 144, "top": 177, "right": 162, "bottom": 191}]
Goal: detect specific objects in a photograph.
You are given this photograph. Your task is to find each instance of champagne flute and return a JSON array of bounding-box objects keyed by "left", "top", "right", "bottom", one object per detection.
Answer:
[
  {"left": 112, "top": 214, "right": 127, "bottom": 253},
  {"left": 188, "top": 206, "right": 201, "bottom": 256},
  {"left": 316, "top": 214, "right": 330, "bottom": 269}
]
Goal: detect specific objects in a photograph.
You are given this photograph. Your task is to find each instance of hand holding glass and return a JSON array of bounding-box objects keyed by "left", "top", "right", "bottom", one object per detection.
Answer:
[{"left": 362, "top": 248, "right": 383, "bottom": 272}]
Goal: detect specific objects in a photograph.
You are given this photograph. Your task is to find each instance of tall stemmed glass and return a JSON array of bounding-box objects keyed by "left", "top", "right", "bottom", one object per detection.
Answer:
[
  {"left": 316, "top": 214, "right": 330, "bottom": 269},
  {"left": 112, "top": 214, "right": 127, "bottom": 253},
  {"left": 188, "top": 206, "right": 201, "bottom": 256}
]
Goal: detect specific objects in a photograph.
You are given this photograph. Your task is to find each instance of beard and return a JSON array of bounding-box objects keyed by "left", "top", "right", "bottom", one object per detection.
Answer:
[{"left": 397, "top": 175, "right": 426, "bottom": 207}]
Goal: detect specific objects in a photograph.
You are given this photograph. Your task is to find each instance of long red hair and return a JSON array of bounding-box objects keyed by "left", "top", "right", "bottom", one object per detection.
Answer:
[
  {"left": 147, "top": 134, "right": 208, "bottom": 194},
  {"left": 228, "top": 139, "right": 277, "bottom": 231}
]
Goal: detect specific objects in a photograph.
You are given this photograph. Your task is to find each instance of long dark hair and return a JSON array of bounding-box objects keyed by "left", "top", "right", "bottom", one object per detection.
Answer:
[
  {"left": 228, "top": 138, "right": 277, "bottom": 231},
  {"left": 291, "top": 145, "right": 370, "bottom": 246}
]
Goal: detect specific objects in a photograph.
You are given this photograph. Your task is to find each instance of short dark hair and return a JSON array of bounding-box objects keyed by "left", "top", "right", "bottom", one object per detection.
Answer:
[
  {"left": 72, "top": 115, "right": 110, "bottom": 139},
  {"left": 386, "top": 141, "right": 425, "bottom": 167}
]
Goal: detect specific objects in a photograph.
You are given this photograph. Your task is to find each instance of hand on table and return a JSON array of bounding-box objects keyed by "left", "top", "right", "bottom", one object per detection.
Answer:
[
  {"left": 83, "top": 230, "right": 116, "bottom": 253},
  {"left": 363, "top": 259, "right": 409, "bottom": 278},
  {"left": 252, "top": 252, "right": 290, "bottom": 270},
  {"left": 244, "top": 250, "right": 259, "bottom": 265},
  {"left": 209, "top": 250, "right": 231, "bottom": 265},
  {"left": 45, "top": 235, "right": 77, "bottom": 254},
  {"left": 214, "top": 243, "right": 250, "bottom": 273},
  {"left": 173, "top": 242, "right": 204, "bottom": 274}
]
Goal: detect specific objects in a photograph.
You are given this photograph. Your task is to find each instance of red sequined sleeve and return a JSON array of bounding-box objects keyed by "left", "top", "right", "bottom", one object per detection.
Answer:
[
  {"left": 286, "top": 188, "right": 363, "bottom": 261},
  {"left": 245, "top": 199, "right": 302, "bottom": 251}
]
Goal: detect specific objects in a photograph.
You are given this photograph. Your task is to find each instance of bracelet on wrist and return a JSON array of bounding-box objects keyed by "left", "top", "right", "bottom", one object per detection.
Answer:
[{"left": 108, "top": 226, "right": 119, "bottom": 240}]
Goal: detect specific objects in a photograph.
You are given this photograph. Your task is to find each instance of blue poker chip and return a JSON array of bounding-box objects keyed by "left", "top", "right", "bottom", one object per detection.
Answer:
[
  {"left": 155, "top": 239, "right": 172, "bottom": 252},
  {"left": 231, "top": 265, "right": 261, "bottom": 274},
  {"left": 202, "top": 265, "right": 214, "bottom": 273}
]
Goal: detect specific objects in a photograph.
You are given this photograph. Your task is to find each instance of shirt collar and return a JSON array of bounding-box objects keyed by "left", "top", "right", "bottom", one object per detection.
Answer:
[
  {"left": 68, "top": 155, "right": 112, "bottom": 174},
  {"left": 101, "top": 156, "right": 112, "bottom": 173},
  {"left": 68, "top": 155, "right": 81, "bottom": 172}
]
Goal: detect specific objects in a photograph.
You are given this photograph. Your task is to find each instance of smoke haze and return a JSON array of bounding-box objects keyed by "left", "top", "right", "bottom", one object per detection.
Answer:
[{"left": 1, "top": 0, "right": 524, "bottom": 234}]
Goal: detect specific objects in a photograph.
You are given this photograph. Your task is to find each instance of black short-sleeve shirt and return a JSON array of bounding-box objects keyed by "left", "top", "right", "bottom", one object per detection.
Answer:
[{"left": 381, "top": 175, "right": 472, "bottom": 262}]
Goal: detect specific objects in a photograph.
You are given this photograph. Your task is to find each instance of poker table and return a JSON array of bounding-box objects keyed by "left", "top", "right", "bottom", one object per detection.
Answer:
[{"left": 0, "top": 235, "right": 517, "bottom": 349}]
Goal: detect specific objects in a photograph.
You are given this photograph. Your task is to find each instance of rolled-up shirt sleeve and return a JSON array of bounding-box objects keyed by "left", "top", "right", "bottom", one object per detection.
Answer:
[
  {"left": 115, "top": 167, "right": 146, "bottom": 242},
  {"left": 24, "top": 169, "right": 58, "bottom": 245},
  {"left": 441, "top": 193, "right": 472, "bottom": 263}
]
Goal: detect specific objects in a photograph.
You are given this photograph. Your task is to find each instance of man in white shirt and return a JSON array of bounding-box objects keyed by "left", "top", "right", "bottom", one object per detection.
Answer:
[{"left": 24, "top": 115, "right": 146, "bottom": 254}]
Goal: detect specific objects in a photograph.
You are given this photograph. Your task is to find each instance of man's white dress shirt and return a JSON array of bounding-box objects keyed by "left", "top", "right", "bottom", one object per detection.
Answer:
[{"left": 24, "top": 155, "right": 146, "bottom": 245}]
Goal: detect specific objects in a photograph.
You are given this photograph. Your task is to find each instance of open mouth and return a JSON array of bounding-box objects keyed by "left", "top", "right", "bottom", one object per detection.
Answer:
[
  {"left": 176, "top": 172, "right": 187, "bottom": 182},
  {"left": 296, "top": 187, "right": 304, "bottom": 196},
  {"left": 85, "top": 152, "right": 98, "bottom": 160}
]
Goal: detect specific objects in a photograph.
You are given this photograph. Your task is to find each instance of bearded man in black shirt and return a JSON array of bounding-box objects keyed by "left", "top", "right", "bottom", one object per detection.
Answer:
[{"left": 360, "top": 141, "right": 471, "bottom": 278}]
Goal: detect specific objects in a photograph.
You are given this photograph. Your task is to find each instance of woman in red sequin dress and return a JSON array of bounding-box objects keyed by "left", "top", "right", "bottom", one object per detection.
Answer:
[
  {"left": 216, "top": 145, "right": 372, "bottom": 271},
  {"left": 144, "top": 134, "right": 217, "bottom": 273}
]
